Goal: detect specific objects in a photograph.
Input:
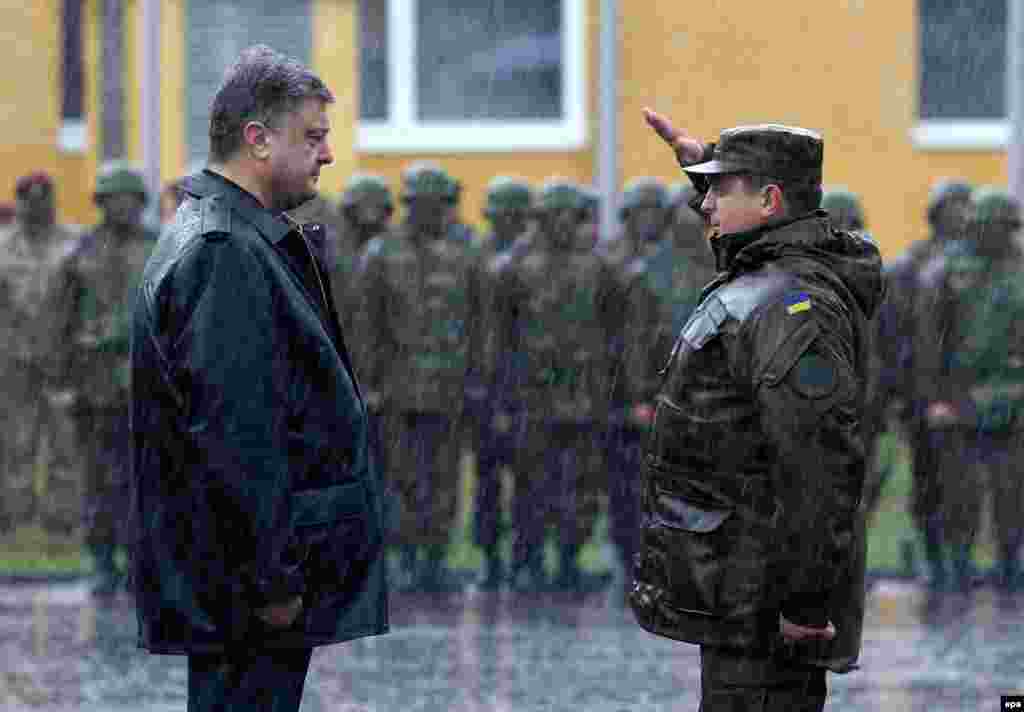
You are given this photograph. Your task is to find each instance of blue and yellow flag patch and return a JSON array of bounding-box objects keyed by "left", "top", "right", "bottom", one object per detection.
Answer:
[{"left": 785, "top": 291, "right": 812, "bottom": 315}]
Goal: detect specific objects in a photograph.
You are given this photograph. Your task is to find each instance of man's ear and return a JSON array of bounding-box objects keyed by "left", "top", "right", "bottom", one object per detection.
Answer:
[
  {"left": 762, "top": 184, "right": 784, "bottom": 217},
  {"left": 243, "top": 121, "right": 271, "bottom": 160}
]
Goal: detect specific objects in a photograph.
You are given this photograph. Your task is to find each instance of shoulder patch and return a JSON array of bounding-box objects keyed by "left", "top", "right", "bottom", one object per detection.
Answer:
[
  {"left": 199, "top": 195, "right": 231, "bottom": 240},
  {"left": 784, "top": 291, "right": 812, "bottom": 315},
  {"left": 790, "top": 352, "right": 838, "bottom": 399}
]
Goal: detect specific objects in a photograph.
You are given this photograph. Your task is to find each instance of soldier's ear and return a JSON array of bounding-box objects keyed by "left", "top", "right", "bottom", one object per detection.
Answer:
[
  {"left": 761, "top": 184, "right": 784, "bottom": 216},
  {"left": 243, "top": 121, "right": 272, "bottom": 160}
]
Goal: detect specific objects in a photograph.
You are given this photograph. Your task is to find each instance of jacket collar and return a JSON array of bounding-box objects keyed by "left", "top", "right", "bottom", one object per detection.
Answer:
[
  {"left": 181, "top": 169, "right": 293, "bottom": 245},
  {"left": 711, "top": 211, "right": 825, "bottom": 272}
]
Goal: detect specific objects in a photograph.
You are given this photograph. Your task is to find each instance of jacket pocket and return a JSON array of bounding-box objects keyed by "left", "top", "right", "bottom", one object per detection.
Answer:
[
  {"left": 643, "top": 488, "right": 733, "bottom": 616},
  {"left": 290, "top": 481, "right": 373, "bottom": 606}
]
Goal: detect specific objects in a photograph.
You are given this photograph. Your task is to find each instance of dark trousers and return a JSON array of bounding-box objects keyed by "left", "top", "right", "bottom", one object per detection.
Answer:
[
  {"left": 699, "top": 646, "right": 826, "bottom": 712},
  {"left": 472, "top": 408, "right": 526, "bottom": 551},
  {"left": 187, "top": 647, "right": 313, "bottom": 712}
]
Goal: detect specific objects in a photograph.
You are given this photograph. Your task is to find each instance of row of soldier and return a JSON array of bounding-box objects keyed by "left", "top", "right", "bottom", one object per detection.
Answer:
[{"left": 2, "top": 160, "right": 1022, "bottom": 598}]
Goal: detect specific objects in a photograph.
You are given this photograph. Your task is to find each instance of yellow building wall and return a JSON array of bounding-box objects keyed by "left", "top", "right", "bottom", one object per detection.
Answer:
[
  {"left": 0, "top": 2, "right": 101, "bottom": 226},
  {"left": 312, "top": 0, "right": 358, "bottom": 199},
  {"left": 620, "top": 1, "right": 1005, "bottom": 257},
  {"left": 354, "top": 0, "right": 600, "bottom": 233}
]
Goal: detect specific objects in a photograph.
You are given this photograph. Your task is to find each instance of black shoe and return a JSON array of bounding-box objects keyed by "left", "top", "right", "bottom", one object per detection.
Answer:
[{"left": 477, "top": 554, "right": 505, "bottom": 592}]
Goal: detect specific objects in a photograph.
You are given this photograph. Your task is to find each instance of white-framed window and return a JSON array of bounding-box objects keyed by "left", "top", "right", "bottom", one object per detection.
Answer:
[
  {"left": 358, "top": 0, "right": 586, "bottom": 153},
  {"left": 913, "top": 0, "right": 1007, "bottom": 151}
]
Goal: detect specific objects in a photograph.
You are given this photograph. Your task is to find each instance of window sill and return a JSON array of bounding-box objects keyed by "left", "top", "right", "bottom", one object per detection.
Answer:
[
  {"left": 910, "top": 120, "right": 1008, "bottom": 151},
  {"left": 358, "top": 121, "right": 587, "bottom": 154}
]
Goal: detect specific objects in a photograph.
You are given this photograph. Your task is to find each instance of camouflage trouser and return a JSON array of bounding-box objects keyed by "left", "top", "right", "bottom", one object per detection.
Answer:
[
  {"left": 512, "top": 420, "right": 602, "bottom": 570},
  {"left": 470, "top": 405, "right": 526, "bottom": 552},
  {"left": 0, "top": 380, "right": 80, "bottom": 534},
  {"left": 923, "top": 427, "right": 984, "bottom": 555},
  {"left": 73, "top": 403, "right": 130, "bottom": 551},
  {"left": 971, "top": 432, "right": 1024, "bottom": 580},
  {"left": 383, "top": 410, "right": 460, "bottom": 548},
  {"left": 605, "top": 422, "right": 645, "bottom": 572},
  {"left": 699, "top": 646, "right": 826, "bottom": 712}
]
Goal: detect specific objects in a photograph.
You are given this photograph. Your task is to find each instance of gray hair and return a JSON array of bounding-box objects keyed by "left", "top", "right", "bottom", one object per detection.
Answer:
[{"left": 208, "top": 44, "right": 334, "bottom": 163}]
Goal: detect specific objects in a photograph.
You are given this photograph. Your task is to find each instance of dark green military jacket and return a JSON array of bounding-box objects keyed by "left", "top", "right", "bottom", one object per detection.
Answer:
[
  {"left": 356, "top": 224, "right": 484, "bottom": 413},
  {"left": 131, "top": 170, "right": 387, "bottom": 654},
  {"left": 51, "top": 223, "right": 157, "bottom": 409},
  {"left": 632, "top": 213, "right": 883, "bottom": 673}
]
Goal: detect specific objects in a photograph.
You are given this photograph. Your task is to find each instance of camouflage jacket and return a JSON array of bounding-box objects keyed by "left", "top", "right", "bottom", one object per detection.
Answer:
[
  {"left": 357, "top": 225, "right": 484, "bottom": 413},
  {"left": 915, "top": 250, "right": 1024, "bottom": 432},
  {"left": 0, "top": 222, "right": 79, "bottom": 386},
  {"left": 51, "top": 224, "right": 157, "bottom": 408},
  {"left": 607, "top": 236, "right": 718, "bottom": 413},
  {"left": 491, "top": 236, "right": 617, "bottom": 421},
  {"left": 631, "top": 213, "right": 882, "bottom": 672}
]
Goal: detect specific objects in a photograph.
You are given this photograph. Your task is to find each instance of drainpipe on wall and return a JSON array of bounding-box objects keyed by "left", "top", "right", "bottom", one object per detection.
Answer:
[
  {"left": 597, "top": 0, "right": 619, "bottom": 243},
  {"left": 1009, "top": 0, "right": 1024, "bottom": 200},
  {"left": 140, "top": 0, "right": 161, "bottom": 224}
]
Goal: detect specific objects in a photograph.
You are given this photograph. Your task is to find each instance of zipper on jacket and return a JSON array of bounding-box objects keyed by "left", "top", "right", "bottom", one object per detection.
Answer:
[{"left": 283, "top": 213, "right": 332, "bottom": 316}]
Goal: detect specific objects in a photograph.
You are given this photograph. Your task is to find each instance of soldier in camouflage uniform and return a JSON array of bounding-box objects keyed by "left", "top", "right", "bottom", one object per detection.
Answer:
[
  {"left": 443, "top": 174, "right": 478, "bottom": 246},
  {"left": 916, "top": 188, "right": 1024, "bottom": 595},
  {"left": 891, "top": 179, "right": 973, "bottom": 591},
  {"left": 492, "top": 180, "right": 616, "bottom": 592},
  {"left": 821, "top": 188, "right": 892, "bottom": 517},
  {"left": 51, "top": 163, "right": 158, "bottom": 596},
  {"left": 358, "top": 162, "right": 483, "bottom": 592},
  {"left": 663, "top": 182, "right": 719, "bottom": 331},
  {"left": 471, "top": 177, "right": 534, "bottom": 590},
  {"left": 0, "top": 173, "right": 79, "bottom": 534},
  {"left": 603, "top": 178, "right": 672, "bottom": 589}
]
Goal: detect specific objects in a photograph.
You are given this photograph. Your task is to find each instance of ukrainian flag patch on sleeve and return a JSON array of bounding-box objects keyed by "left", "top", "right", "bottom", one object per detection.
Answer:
[{"left": 785, "top": 291, "right": 812, "bottom": 315}]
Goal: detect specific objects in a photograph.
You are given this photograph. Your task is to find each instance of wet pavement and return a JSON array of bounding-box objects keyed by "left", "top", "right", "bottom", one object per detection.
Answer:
[{"left": 0, "top": 580, "right": 1021, "bottom": 711}]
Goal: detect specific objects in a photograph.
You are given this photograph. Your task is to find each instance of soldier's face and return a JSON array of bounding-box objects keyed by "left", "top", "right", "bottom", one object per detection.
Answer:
[
  {"left": 490, "top": 210, "right": 528, "bottom": 241},
  {"left": 406, "top": 197, "right": 449, "bottom": 237},
  {"left": 701, "top": 174, "right": 768, "bottom": 236},
  {"left": 16, "top": 188, "right": 54, "bottom": 226},
  {"left": 100, "top": 192, "right": 146, "bottom": 229},
  {"left": 626, "top": 206, "right": 666, "bottom": 243},
  {"left": 267, "top": 98, "right": 334, "bottom": 212}
]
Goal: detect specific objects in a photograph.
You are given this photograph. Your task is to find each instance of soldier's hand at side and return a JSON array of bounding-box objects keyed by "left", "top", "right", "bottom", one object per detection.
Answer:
[
  {"left": 642, "top": 108, "right": 706, "bottom": 167},
  {"left": 255, "top": 595, "right": 304, "bottom": 628},
  {"left": 926, "top": 401, "right": 958, "bottom": 426},
  {"left": 780, "top": 615, "right": 836, "bottom": 642}
]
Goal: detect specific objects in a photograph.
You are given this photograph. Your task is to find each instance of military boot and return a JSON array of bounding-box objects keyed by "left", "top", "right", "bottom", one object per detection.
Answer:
[
  {"left": 510, "top": 548, "right": 547, "bottom": 593},
  {"left": 923, "top": 521, "right": 947, "bottom": 592},
  {"left": 418, "top": 544, "right": 462, "bottom": 593},
  {"left": 89, "top": 543, "right": 120, "bottom": 599},
  {"left": 477, "top": 546, "right": 505, "bottom": 592},
  {"left": 553, "top": 543, "right": 582, "bottom": 593}
]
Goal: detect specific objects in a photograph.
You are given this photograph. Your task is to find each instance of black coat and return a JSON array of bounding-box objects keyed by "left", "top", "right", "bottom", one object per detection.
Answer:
[
  {"left": 631, "top": 213, "right": 883, "bottom": 672},
  {"left": 130, "top": 170, "right": 388, "bottom": 654}
]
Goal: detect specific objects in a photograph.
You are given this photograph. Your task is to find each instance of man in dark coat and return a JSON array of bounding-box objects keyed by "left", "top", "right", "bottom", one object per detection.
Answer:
[
  {"left": 130, "top": 45, "right": 387, "bottom": 712},
  {"left": 632, "top": 111, "right": 883, "bottom": 711}
]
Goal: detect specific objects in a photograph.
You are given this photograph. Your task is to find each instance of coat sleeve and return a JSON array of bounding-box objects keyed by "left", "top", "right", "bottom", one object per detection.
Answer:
[
  {"left": 738, "top": 293, "right": 864, "bottom": 628},
  {"left": 172, "top": 236, "right": 304, "bottom": 609}
]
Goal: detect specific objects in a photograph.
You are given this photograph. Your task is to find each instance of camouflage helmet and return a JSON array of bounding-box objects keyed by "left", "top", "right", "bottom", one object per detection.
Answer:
[
  {"left": 341, "top": 173, "right": 394, "bottom": 210},
  {"left": 970, "top": 186, "right": 1022, "bottom": 228},
  {"left": 537, "top": 179, "right": 585, "bottom": 212},
  {"left": 821, "top": 187, "right": 865, "bottom": 230},
  {"left": 927, "top": 179, "right": 972, "bottom": 224},
  {"left": 94, "top": 161, "right": 147, "bottom": 200},
  {"left": 483, "top": 176, "right": 532, "bottom": 217},
  {"left": 619, "top": 177, "right": 668, "bottom": 217},
  {"left": 401, "top": 161, "right": 455, "bottom": 202}
]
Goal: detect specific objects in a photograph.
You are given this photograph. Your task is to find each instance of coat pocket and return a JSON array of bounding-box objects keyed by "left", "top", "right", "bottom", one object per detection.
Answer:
[
  {"left": 290, "top": 481, "right": 372, "bottom": 604},
  {"left": 643, "top": 488, "right": 733, "bottom": 616}
]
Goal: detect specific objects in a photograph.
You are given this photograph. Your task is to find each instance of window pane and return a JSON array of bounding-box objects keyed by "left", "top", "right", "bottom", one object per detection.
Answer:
[
  {"left": 186, "top": 0, "right": 312, "bottom": 166},
  {"left": 416, "top": 0, "right": 562, "bottom": 121},
  {"left": 359, "top": 0, "right": 389, "bottom": 120},
  {"left": 919, "top": 0, "right": 1005, "bottom": 120}
]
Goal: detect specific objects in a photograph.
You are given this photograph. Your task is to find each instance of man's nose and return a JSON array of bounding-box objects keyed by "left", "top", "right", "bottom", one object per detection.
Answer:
[
  {"left": 700, "top": 191, "right": 714, "bottom": 215},
  {"left": 320, "top": 141, "right": 335, "bottom": 166}
]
